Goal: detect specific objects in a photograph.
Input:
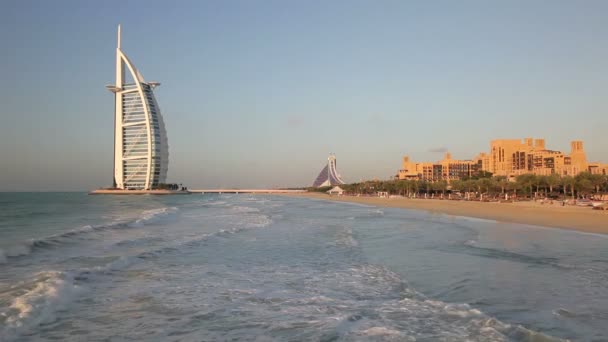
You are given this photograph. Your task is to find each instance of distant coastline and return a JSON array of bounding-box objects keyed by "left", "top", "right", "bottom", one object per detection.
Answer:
[
  {"left": 89, "top": 189, "right": 191, "bottom": 195},
  {"left": 284, "top": 192, "right": 608, "bottom": 235}
]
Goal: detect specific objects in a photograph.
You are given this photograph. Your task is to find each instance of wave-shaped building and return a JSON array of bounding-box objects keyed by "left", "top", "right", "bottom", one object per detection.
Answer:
[
  {"left": 313, "top": 154, "right": 345, "bottom": 187},
  {"left": 106, "top": 25, "right": 169, "bottom": 190}
]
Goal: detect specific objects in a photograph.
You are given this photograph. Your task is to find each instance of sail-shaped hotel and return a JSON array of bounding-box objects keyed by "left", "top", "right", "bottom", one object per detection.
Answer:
[{"left": 106, "top": 25, "right": 169, "bottom": 190}]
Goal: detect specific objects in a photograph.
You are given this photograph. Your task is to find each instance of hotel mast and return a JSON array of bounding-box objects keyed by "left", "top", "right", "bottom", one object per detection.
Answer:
[{"left": 106, "top": 25, "right": 169, "bottom": 190}]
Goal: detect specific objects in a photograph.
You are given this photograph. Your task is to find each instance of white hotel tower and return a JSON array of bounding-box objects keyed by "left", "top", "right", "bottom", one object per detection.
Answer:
[{"left": 107, "top": 25, "right": 168, "bottom": 190}]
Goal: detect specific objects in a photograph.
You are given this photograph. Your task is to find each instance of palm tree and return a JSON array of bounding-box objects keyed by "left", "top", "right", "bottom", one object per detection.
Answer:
[
  {"left": 507, "top": 180, "right": 521, "bottom": 199},
  {"left": 495, "top": 176, "right": 509, "bottom": 194},
  {"left": 434, "top": 180, "right": 448, "bottom": 196},
  {"left": 424, "top": 181, "right": 432, "bottom": 197},
  {"left": 562, "top": 175, "right": 576, "bottom": 199},
  {"left": 589, "top": 174, "right": 606, "bottom": 194},
  {"left": 464, "top": 179, "right": 477, "bottom": 199},
  {"left": 412, "top": 180, "right": 420, "bottom": 197},
  {"left": 545, "top": 174, "right": 561, "bottom": 195},
  {"left": 516, "top": 174, "right": 537, "bottom": 197},
  {"left": 479, "top": 178, "right": 494, "bottom": 196},
  {"left": 450, "top": 180, "right": 464, "bottom": 191},
  {"left": 537, "top": 175, "right": 548, "bottom": 196}
]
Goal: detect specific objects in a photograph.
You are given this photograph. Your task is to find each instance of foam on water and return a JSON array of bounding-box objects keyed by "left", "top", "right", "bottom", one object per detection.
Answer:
[
  {"left": 332, "top": 225, "right": 359, "bottom": 248},
  {"left": 0, "top": 271, "right": 82, "bottom": 340},
  {"left": 147, "top": 262, "right": 565, "bottom": 342},
  {"left": 373, "top": 209, "right": 384, "bottom": 216},
  {"left": 1, "top": 194, "right": 604, "bottom": 340},
  {"left": 0, "top": 253, "right": 151, "bottom": 338},
  {"left": 128, "top": 206, "right": 178, "bottom": 228},
  {"left": 0, "top": 207, "right": 178, "bottom": 264},
  {"left": 1, "top": 253, "right": 163, "bottom": 340},
  {"left": 231, "top": 205, "right": 261, "bottom": 213}
]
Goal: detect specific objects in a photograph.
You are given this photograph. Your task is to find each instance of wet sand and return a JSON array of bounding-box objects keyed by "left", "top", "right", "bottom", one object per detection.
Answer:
[{"left": 287, "top": 193, "right": 608, "bottom": 234}]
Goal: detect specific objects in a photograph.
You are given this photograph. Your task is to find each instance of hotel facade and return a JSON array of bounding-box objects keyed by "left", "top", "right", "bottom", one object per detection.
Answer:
[
  {"left": 107, "top": 26, "right": 169, "bottom": 190},
  {"left": 398, "top": 138, "right": 607, "bottom": 182},
  {"left": 398, "top": 153, "right": 480, "bottom": 182}
]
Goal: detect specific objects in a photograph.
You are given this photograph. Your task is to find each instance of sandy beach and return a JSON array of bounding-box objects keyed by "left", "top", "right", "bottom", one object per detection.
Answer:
[{"left": 286, "top": 193, "right": 608, "bottom": 234}]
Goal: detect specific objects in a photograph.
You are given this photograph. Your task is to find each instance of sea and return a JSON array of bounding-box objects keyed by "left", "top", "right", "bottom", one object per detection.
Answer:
[{"left": 0, "top": 193, "right": 607, "bottom": 341}]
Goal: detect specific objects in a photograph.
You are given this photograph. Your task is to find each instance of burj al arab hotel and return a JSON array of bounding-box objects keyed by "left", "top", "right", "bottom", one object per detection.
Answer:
[{"left": 106, "top": 25, "right": 168, "bottom": 190}]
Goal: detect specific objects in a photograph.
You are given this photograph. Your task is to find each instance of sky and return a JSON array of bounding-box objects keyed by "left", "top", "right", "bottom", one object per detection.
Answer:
[{"left": 1, "top": 0, "right": 607, "bottom": 191}]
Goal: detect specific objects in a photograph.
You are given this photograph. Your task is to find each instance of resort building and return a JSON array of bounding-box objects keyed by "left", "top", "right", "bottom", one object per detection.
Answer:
[
  {"left": 397, "top": 153, "right": 479, "bottom": 182},
  {"left": 106, "top": 25, "right": 169, "bottom": 190},
  {"left": 473, "top": 152, "right": 490, "bottom": 173},
  {"left": 489, "top": 138, "right": 588, "bottom": 177},
  {"left": 589, "top": 162, "right": 608, "bottom": 176},
  {"left": 398, "top": 138, "right": 606, "bottom": 181}
]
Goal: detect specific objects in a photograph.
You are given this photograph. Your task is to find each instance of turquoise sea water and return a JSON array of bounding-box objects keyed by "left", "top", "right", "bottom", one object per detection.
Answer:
[{"left": 1, "top": 193, "right": 607, "bottom": 341}]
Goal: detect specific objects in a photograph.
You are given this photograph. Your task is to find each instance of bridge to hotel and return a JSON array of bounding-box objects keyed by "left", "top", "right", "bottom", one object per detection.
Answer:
[{"left": 189, "top": 189, "right": 307, "bottom": 194}]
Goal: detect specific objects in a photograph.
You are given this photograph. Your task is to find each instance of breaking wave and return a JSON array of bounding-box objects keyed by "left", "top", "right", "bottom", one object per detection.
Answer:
[
  {"left": 0, "top": 207, "right": 178, "bottom": 264},
  {"left": 0, "top": 252, "right": 151, "bottom": 341},
  {"left": 457, "top": 240, "right": 572, "bottom": 270},
  {"left": 197, "top": 263, "right": 565, "bottom": 342},
  {"left": 136, "top": 215, "right": 272, "bottom": 260},
  {"left": 231, "top": 205, "right": 261, "bottom": 213},
  {"left": 0, "top": 271, "right": 82, "bottom": 341},
  {"left": 332, "top": 225, "right": 359, "bottom": 248}
]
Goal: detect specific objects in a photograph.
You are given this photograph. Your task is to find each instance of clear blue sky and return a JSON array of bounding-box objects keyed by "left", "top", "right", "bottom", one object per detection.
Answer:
[{"left": 1, "top": 0, "right": 607, "bottom": 191}]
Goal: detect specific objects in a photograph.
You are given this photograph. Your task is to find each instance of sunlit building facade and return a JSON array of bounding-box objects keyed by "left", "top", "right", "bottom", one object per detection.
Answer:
[
  {"left": 397, "top": 153, "right": 478, "bottom": 182},
  {"left": 488, "top": 138, "right": 588, "bottom": 177},
  {"left": 397, "top": 138, "right": 605, "bottom": 182},
  {"left": 107, "top": 25, "right": 169, "bottom": 190},
  {"left": 589, "top": 162, "right": 608, "bottom": 176}
]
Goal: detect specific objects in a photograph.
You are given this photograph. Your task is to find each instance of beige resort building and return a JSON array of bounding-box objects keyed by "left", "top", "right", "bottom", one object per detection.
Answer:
[
  {"left": 397, "top": 153, "right": 482, "bottom": 182},
  {"left": 397, "top": 138, "right": 608, "bottom": 182}
]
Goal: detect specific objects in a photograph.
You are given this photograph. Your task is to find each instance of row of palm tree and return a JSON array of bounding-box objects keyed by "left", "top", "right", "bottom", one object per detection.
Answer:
[{"left": 337, "top": 172, "right": 608, "bottom": 199}]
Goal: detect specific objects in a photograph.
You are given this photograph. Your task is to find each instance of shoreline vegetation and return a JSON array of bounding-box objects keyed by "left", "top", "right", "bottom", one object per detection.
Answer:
[
  {"left": 320, "top": 172, "right": 608, "bottom": 201},
  {"left": 287, "top": 172, "right": 608, "bottom": 233},
  {"left": 284, "top": 192, "right": 608, "bottom": 235}
]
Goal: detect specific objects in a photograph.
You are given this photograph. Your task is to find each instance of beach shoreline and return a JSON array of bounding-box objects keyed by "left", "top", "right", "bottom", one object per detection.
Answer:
[{"left": 283, "top": 193, "right": 608, "bottom": 234}]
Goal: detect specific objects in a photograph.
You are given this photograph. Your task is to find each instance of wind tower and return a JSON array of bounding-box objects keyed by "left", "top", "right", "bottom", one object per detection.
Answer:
[{"left": 106, "top": 25, "right": 169, "bottom": 190}]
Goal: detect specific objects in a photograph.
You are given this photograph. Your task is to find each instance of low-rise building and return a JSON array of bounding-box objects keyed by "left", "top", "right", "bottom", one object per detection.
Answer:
[
  {"left": 589, "top": 162, "right": 608, "bottom": 175},
  {"left": 398, "top": 138, "right": 605, "bottom": 181},
  {"left": 397, "top": 153, "right": 478, "bottom": 182}
]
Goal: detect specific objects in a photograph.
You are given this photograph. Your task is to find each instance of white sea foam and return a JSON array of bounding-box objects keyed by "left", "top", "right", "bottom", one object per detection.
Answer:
[
  {"left": 332, "top": 226, "right": 359, "bottom": 248},
  {"left": 245, "top": 215, "right": 272, "bottom": 228},
  {"left": 465, "top": 239, "right": 478, "bottom": 246},
  {"left": 213, "top": 261, "right": 563, "bottom": 342},
  {"left": 360, "top": 326, "right": 403, "bottom": 337},
  {"left": 0, "top": 253, "right": 153, "bottom": 341},
  {"left": 129, "top": 207, "right": 178, "bottom": 227},
  {"left": 1, "top": 271, "right": 83, "bottom": 341},
  {"left": 231, "top": 206, "right": 261, "bottom": 213},
  {"left": 1, "top": 196, "right": 576, "bottom": 341},
  {"left": 205, "top": 200, "right": 227, "bottom": 206}
]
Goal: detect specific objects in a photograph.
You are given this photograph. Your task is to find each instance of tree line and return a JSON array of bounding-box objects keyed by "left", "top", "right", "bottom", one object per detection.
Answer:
[{"left": 332, "top": 172, "right": 608, "bottom": 199}]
